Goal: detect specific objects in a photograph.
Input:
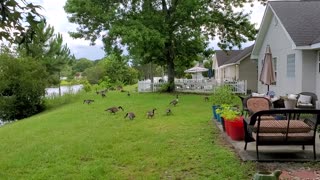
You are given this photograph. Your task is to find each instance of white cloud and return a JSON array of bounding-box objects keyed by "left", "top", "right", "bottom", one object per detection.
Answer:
[{"left": 29, "top": 0, "right": 265, "bottom": 59}]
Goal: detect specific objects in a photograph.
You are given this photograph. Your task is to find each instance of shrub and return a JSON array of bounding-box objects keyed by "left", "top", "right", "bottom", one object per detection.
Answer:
[
  {"left": 0, "top": 55, "right": 47, "bottom": 121},
  {"left": 212, "top": 85, "right": 236, "bottom": 106}
]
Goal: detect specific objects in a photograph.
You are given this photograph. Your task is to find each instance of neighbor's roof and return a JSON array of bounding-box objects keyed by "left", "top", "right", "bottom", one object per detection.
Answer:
[
  {"left": 270, "top": 0, "right": 320, "bottom": 46},
  {"left": 215, "top": 45, "right": 254, "bottom": 67}
]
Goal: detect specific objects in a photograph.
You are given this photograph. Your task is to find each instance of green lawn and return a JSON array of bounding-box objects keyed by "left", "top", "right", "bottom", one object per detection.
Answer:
[{"left": 0, "top": 89, "right": 254, "bottom": 179}]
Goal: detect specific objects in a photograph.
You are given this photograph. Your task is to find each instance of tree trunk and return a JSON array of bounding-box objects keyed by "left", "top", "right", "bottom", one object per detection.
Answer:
[{"left": 166, "top": 42, "right": 175, "bottom": 92}]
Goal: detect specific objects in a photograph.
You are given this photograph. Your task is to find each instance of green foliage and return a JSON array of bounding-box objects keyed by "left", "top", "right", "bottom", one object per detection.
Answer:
[
  {"left": 212, "top": 85, "right": 236, "bottom": 105},
  {"left": 72, "top": 58, "right": 94, "bottom": 73},
  {"left": 82, "top": 80, "right": 92, "bottom": 92},
  {"left": 84, "top": 65, "right": 105, "bottom": 84},
  {"left": 158, "top": 82, "right": 172, "bottom": 93},
  {"left": 0, "top": 0, "right": 43, "bottom": 43},
  {"left": 0, "top": 54, "right": 47, "bottom": 121},
  {"left": 216, "top": 104, "right": 240, "bottom": 120},
  {"left": 65, "top": 0, "right": 267, "bottom": 91},
  {"left": 18, "top": 20, "right": 74, "bottom": 86}
]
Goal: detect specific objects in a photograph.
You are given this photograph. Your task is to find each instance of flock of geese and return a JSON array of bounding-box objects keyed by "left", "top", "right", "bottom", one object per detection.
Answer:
[{"left": 83, "top": 90, "right": 183, "bottom": 120}]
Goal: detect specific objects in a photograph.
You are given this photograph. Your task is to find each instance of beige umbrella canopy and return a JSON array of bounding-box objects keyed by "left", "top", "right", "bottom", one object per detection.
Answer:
[{"left": 259, "top": 45, "right": 276, "bottom": 91}]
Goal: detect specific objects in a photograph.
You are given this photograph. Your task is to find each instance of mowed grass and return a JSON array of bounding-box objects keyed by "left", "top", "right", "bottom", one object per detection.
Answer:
[{"left": 0, "top": 89, "right": 254, "bottom": 179}]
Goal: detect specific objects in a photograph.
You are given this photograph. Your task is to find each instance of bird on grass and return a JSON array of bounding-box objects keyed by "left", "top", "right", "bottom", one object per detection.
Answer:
[
  {"left": 83, "top": 99, "right": 94, "bottom": 104},
  {"left": 124, "top": 112, "right": 136, "bottom": 120},
  {"left": 170, "top": 95, "right": 179, "bottom": 106},
  {"left": 147, "top": 108, "right": 157, "bottom": 118},
  {"left": 105, "top": 106, "right": 124, "bottom": 114},
  {"left": 127, "top": 91, "right": 130, "bottom": 96},
  {"left": 204, "top": 96, "right": 209, "bottom": 102},
  {"left": 166, "top": 108, "right": 172, "bottom": 116}
]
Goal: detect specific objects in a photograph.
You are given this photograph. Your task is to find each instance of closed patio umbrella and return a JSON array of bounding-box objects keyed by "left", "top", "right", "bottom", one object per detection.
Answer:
[{"left": 259, "top": 45, "right": 276, "bottom": 92}]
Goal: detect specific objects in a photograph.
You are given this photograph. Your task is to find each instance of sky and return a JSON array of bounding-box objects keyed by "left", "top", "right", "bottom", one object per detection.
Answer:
[{"left": 31, "top": 0, "right": 266, "bottom": 61}]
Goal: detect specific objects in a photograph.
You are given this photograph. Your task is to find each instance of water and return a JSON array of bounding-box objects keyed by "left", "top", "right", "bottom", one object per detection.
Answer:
[{"left": 45, "top": 84, "right": 83, "bottom": 97}]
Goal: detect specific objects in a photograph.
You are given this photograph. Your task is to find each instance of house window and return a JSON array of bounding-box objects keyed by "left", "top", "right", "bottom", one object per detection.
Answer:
[
  {"left": 287, "top": 54, "right": 295, "bottom": 78},
  {"left": 272, "top": 57, "right": 277, "bottom": 85}
]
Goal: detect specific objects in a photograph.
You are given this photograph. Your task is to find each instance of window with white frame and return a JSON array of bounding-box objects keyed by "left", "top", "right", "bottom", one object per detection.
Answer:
[{"left": 287, "top": 54, "right": 295, "bottom": 78}]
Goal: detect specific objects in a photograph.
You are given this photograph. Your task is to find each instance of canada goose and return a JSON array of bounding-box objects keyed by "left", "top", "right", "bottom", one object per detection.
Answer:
[
  {"left": 204, "top": 96, "right": 209, "bottom": 102},
  {"left": 166, "top": 108, "right": 172, "bottom": 115},
  {"left": 105, "top": 106, "right": 124, "bottom": 114},
  {"left": 101, "top": 92, "right": 106, "bottom": 98},
  {"left": 147, "top": 108, "right": 157, "bottom": 118},
  {"left": 96, "top": 88, "right": 100, "bottom": 95},
  {"left": 124, "top": 112, "right": 135, "bottom": 120},
  {"left": 83, "top": 99, "right": 94, "bottom": 104},
  {"left": 127, "top": 91, "right": 130, "bottom": 96},
  {"left": 169, "top": 95, "right": 179, "bottom": 106}
]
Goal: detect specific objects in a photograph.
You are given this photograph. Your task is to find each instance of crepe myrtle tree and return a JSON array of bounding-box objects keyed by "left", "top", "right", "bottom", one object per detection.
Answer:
[{"left": 65, "top": 0, "right": 267, "bottom": 92}]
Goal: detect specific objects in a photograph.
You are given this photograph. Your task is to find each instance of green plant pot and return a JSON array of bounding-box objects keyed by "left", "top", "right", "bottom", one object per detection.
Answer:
[{"left": 253, "top": 170, "right": 281, "bottom": 180}]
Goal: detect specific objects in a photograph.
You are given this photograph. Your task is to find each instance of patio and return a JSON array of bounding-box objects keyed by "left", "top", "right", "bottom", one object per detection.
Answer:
[{"left": 213, "top": 119, "right": 320, "bottom": 162}]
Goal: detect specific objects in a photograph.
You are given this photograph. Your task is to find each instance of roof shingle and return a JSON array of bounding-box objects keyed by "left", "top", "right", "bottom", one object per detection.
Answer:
[{"left": 269, "top": 0, "right": 320, "bottom": 46}]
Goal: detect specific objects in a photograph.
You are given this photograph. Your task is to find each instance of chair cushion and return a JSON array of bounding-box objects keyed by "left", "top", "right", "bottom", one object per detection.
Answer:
[
  {"left": 253, "top": 120, "right": 311, "bottom": 133},
  {"left": 297, "top": 94, "right": 312, "bottom": 104},
  {"left": 252, "top": 92, "right": 265, "bottom": 97},
  {"left": 297, "top": 102, "right": 313, "bottom": 107}
]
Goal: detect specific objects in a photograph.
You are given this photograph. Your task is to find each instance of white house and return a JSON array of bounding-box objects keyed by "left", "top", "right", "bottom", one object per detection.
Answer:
[
  {"left": 251, "top": 0, "right": 320, "bottom": 100},
  {"left": 213, "top": 45, "right": 258, "bottom": 92}
]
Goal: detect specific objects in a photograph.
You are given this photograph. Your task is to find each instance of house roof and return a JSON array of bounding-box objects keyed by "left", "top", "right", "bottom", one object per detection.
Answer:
[
  {"left": 215, "top": 45, "right": 254, "bottom": 67},
  {"left": 269, "top": 0, "right": 320, "bottom": 46}
]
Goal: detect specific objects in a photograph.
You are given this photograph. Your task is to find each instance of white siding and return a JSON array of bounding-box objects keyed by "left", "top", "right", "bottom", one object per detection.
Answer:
[
  {"left": 223, "top": 65, "right": 237, "bottom": 81},
  {"left": 302, "top": 51, "right": 317, "bottom": 92},
  {"left": 257, "top": 15, "right": 300, "bottom": 96}
]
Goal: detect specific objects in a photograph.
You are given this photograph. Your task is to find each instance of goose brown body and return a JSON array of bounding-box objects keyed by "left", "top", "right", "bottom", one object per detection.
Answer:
[
  {"left": 147, "top": 108, "right": 157, "bottom": 118},
  {"left": 105, "top": 106, "right": 123, "bottom": 114},
  {"left": 124, "top": 112, "right": 135, "bottom": 120},
  {"left": 170, "top": 95, "right": 179, "bottom": 106}
]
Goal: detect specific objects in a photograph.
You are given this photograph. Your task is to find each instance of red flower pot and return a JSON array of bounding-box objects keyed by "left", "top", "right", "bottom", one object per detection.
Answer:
[{"left": 228, "top": 116, "right": 244, "bottom": 141}]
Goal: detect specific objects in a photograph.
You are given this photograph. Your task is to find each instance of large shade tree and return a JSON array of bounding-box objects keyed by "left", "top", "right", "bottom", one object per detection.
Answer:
[
  {"left": 65, "top": 0, "right": 266, "bottom": 92},
  {"left": 0, "top": 0, "right": 43, "bottom": 43}
]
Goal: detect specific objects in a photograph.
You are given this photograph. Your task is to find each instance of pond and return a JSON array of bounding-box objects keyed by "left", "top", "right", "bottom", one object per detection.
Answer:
[{"left": 45, "top": 84, "right": 83, "bottom": 97}]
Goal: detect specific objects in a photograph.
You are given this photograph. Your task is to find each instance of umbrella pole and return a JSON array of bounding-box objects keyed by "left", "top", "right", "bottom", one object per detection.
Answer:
[{"left": 267, "top": 85, "right": 269, "bottom": 93}]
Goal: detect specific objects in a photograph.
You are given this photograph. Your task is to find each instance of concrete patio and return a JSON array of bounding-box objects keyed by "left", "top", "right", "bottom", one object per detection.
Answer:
[{"left": 213, "top": 119, "right": 320, "bottom": 162}]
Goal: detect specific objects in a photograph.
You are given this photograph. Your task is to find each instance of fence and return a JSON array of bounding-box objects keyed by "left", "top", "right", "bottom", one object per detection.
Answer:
[{"left": 138, "top": 79, "right": 247, "bottom": 94}]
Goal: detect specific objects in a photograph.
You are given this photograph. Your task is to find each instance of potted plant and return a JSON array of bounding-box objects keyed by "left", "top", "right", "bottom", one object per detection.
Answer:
[
  {"left": 211, "top": 85, "right": 236, "bottom": 122},
  {"left": 216, "top": 104, "right": 244, "bottom": 140},
  {"left": 281, "top": 94, "right": 297, "bottom": 109}
]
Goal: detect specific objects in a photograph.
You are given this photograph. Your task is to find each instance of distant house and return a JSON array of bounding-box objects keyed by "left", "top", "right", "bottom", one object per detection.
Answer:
[
  {"left": 213, "top": 45, "right": 257, "bottom": 92},
  {"left": 251, "top": 0, "right": 320, "bottom": 100}
]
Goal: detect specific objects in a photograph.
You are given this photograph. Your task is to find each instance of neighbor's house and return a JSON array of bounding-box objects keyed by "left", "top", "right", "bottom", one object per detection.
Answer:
[
  {"left": 213, "top": 45, "right": 258, "bottom": 92},
  {"left": 251, "top": 0, "right": 320, "bottom": 101}
]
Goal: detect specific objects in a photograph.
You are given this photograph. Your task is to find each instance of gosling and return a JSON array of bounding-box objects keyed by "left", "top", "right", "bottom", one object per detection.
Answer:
[
  {"left": 124, "top": 112, "right": 136, "bottom": 120},
  {"left": 105, "top": 106, "right": 124, "bottom": 114}
]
